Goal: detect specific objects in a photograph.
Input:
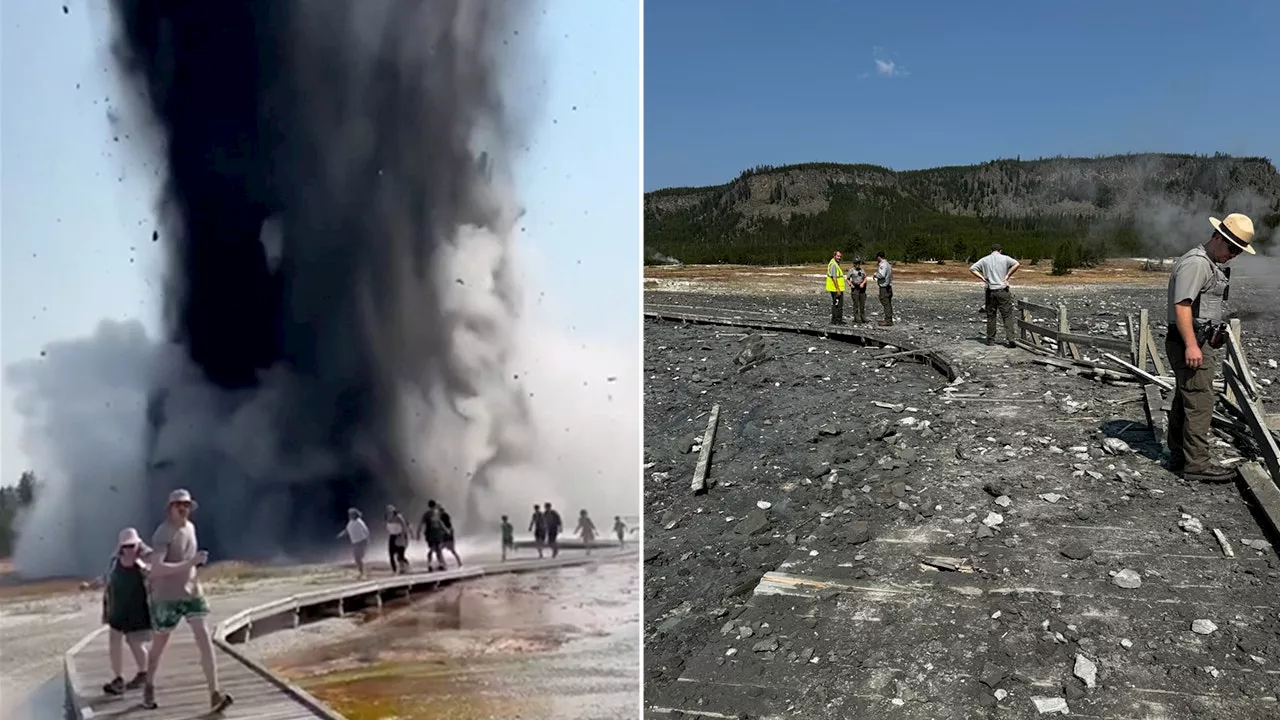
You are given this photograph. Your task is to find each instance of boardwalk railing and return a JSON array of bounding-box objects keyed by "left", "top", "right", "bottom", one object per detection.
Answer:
[{"left": 64, "top": 552, "right": 629, "bottom": 720}]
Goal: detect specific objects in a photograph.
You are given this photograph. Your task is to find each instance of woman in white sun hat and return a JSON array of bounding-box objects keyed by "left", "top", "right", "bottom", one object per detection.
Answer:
[{"left": 98, "top": 527, "right": 154, "bottom": 696}]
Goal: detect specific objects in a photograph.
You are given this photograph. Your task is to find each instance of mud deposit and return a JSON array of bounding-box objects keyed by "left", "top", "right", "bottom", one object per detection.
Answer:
[
  {"left": 644, "top": 284, "right": 1280, "bottom": 720},
  {"left": 255, "top": 559, "right": 639, "bottom": 720}
]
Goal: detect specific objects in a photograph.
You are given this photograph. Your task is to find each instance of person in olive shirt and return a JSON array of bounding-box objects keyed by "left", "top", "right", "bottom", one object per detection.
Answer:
[
  {"left": 1165, "top": 213, "right": 1256, "bottom": 484},
  {"left": 142, "top": 489, "right": 233, "bottom": 713}
]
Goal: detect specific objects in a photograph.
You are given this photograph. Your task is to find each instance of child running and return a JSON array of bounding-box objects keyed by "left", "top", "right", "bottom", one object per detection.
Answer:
[
  {"left": 500, "top": 515, "right": 515, "bottom": 561},
  {"left": 99, "top": 527, "right": 153, "bottom": 696},
  {"left": 336, "top": 508, "right": 370, "bottom": 579},
  {"left": 613, "top": 516, "right": 627, "bottom": 546},
  {"left": 575, "top": 509, "right": 597, "bottom": 555}
]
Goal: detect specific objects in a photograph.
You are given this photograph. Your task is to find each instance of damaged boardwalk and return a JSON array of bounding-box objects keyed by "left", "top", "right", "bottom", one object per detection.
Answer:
[{"left": 643, "top": 293, "right": 1280, "bottom": 720}]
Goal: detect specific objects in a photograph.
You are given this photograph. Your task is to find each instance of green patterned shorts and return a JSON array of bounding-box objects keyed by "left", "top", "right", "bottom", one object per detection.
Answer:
[{"left": 150, "top": 596, "right": 211, "bottom": 632}]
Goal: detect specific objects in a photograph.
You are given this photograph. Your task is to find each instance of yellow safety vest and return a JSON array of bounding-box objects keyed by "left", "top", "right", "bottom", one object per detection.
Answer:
[{"left": 825, "top": 259, "right": 845, "bottom": 292}]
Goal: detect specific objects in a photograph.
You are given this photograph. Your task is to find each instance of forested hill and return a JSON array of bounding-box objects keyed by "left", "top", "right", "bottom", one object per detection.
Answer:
[{"left": 645, "top": 154, "right": 1280, "bottom": 266}]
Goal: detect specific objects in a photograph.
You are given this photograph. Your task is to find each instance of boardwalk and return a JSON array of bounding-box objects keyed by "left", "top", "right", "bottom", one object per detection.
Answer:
[{"left": 67, "top": 553, "right": 630, "bottom": 719}]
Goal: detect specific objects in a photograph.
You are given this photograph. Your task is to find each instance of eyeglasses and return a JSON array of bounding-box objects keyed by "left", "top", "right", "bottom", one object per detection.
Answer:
[{"left": 119, "top": 543, "right": 138, "bottom": 552}]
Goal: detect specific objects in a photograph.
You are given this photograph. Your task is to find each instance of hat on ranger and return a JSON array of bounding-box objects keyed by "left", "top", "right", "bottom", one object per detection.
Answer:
[{"left": 1210, "top": 213, "right": 1256, "bottom": 255}]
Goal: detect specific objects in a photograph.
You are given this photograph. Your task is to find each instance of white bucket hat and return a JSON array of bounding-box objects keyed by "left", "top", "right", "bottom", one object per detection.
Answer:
[
  {"left": 1210, "top": 213, "right": 1256, "bottom": 255},
  {"left": 117, "top": 527, "right": 143, "bottom": 548},
  {"left": 167, "top": 488, "right": 198, "bottom": 509}
]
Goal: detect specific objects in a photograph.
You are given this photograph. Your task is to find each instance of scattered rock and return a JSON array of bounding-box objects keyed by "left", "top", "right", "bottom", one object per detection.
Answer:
[
  {"left": 1191, "top": 619, "right": 1218, "bottom": 635},
  {"left": 983, "top": 512, "right": 1004, "bottom": 528},
  {"left": 1073, "top": 653, "right": 1098, "bottom": 688},
  {"left": 1032, "top": 696, "right": 1070, "bottom": 714},
  {"left": 1101, "top": 437, "right": 1132, "bottom": 454},
  {"left": 1039, "top": 492, "right": 1064, "bottom": 503},
  {"left": 756, "top": 500, "right": 772, "bottom": 510},
  {"left": 1179, "top": 515, "right": 1204, "bottom": 534},
  {"left": 752, "top": 638, "right": 779, "bottom": 652},
  {"left": 1060, "top": 543, "right": 1093, "bottom": 561},
  {"left": 734, "top": 509, "right": 770, "bottom": 536},
  {"left": 846, "top": 521, "right": 872, "bottom": 545},
  {"left": 1120, "top": 638, "right": 1133, "bottom": 649},
  {"left": 995, "top": 495, "right": 1012, "bottom": 508},
  {"left": 1111, "top": 569, "right": 1142, "bottom": 589}
]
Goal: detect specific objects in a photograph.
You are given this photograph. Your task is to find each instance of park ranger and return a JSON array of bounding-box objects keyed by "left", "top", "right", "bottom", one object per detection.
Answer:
[
  {"left": 826, "top": 251, "right": 846, "bottom": 324},
  {"left": 845, "top": 257, "right": 869, "bottom": 323},
  {"left": 1165, "top": 212, "right": 1255, "bottom": 484}
]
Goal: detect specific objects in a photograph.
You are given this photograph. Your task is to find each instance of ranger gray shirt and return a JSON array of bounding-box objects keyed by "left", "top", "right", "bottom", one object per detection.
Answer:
[
  {"left": 1166, "top": 245, "right": 1228, "bottom": 325},
  {"left": 970, "top": 252, "right": 1018, "bottom": 290},
  {"left": 845, "top": 267, "right": 867, "bottom": 291},
  {"left": 873, "top": 259, "right": 893, "bottom": 287},
  {"left": 147, "top": 521, "right": 202, "bottom": 602}
]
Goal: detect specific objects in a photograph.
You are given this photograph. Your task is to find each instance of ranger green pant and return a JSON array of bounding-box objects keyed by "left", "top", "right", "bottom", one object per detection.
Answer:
[
  {"left": 985, "top": 287, "right": 1016, "bottom": 342},
  {"left": 878, "top": 285, "right": 894, "bottom": 323},
  {"left": 1165, "top": 332, "right": 1218, "bottom": 472},
  {"left": 829, "top": 291, "right": 843, "bottom": 323},
  {"left": 851, "top": 290, "right": 867, "bottom": 322}
]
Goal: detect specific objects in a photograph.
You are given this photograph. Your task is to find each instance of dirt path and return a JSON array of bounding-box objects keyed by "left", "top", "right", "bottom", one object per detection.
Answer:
[{"left": 643, "top": 286, "right": 1280, "bottom": 719}]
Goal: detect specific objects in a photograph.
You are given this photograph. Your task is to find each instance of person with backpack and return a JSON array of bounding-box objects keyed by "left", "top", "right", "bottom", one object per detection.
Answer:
[
  {"left": 418, "top": 500, "right": 448, "bottom": 571},
  {"left": 97, "top": 527, "right": 153, "bottom": 697},
  {"left": 336, "top": 508, "right": 370, "bottom": 579},
  {"left": 385, "top": 505, "right": 411, "bottom": 574}
]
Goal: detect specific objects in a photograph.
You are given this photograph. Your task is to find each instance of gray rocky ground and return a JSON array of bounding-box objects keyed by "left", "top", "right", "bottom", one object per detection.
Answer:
[{"left": 643, "top": 282, "right": 1280, "bottom": 720}]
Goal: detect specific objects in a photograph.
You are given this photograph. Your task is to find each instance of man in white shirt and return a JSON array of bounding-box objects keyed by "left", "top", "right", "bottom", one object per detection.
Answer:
[
  {"left": 872, "top": 251, "right": 894, "bottom": 326},
  {"left": 969, "top": 244, "right": 1021, "bottom": 347}
]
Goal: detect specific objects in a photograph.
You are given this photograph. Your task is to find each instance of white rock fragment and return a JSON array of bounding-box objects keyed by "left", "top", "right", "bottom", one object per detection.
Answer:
[
  {"left": 1102, "top": 437, "right": 1132, "bottom": 454},
  {"left": 1039, "top": 493, "right": 1063, "bottom": 503},
  {"left": 1120, "top": 638, "right": 1133, "bottom": 649},
  {"left": 1179, "top": 515, "right": 1204, "bottom": 534},
  {"left": 756, "top": 500, "right": 773, "bottom": 510},
  {"left": 1074, "top": 653, "right": 1098, "bottom": 688},
  {"left": 994, "top": 689, "right": 1008, "bottom": 701},
  {"left": 725, "top": 648, "right": 737, "bottom": 656},
  {"left": 1032, "top": 696, "right": 1070, "bottom": 714},
  {"left": 983, "top": 512, "right": 1004, "bottom": 528},
  {"left": 995, "top": 495, "right": 1012, "bottom": 508},
  {"left": 1268, "top": 359, "right": 1277, "bottom": 369},
  {"left": 1111, "top": 569, "right": 1142, "bottom": 589},
  {"left": 1191, "top": 619, "right": 1218, "bottom": 635}
]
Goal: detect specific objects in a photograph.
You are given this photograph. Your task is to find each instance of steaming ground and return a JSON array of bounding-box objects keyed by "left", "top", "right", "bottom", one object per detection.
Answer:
[{"left": 3, "top": 0, "right": 644, "bottom": 578}]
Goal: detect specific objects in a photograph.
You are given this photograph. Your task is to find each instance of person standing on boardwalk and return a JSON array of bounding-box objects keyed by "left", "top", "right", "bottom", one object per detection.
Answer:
[
  {"left": 575, "top": 510, "right": 598, "bottom": 555},
  {"left": 845, "top": 257, "right": 869, "bottom": 324},
  {"left": 543, "top": 502, "right": 564, "bottom": 558},
  {"left": 613, "top": 516, "right": 627, "bottom": 546},
  {"left": 969, "top": 244, "right": 1021, "bottom": 347},
  {"left": 141, "top": 489, "right": 233, "bottom": 713},
  {"left": 385, "top": 505, "right": 411, "bottom": 574},
  {"left": 418, "top": 500, "right": 448, "bottom": 571},
  {"left": 438, "top": 504, "right": 464, "bottom": 568},
  {"left": 529, "top": 504, "right": 547, "bottom": 559},
  {"left": 826, "top": 251, "right": 846, "bottom": 324},
  {"left": 336, "top": 508, "right": 370, "bottom": 579},
  {"left": 98, "top": 527, "right": 153, "bottom": 697},
  {"left": 1165, "top": 212, "right": 1255, "bottom": 484},
  {"left": 872, "top": 251, "right": 895, "bottom": 326},
  {"left": 500, "top": 515, "right": 516, "bottom": 561}
]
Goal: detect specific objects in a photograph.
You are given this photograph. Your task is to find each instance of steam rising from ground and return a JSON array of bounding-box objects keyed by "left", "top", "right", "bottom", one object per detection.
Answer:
[{"left": 7, "top": 0, "right": 638, "bottom": 577}]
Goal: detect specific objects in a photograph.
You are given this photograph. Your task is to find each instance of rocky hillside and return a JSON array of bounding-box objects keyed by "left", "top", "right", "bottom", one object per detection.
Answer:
[{"left": 645, "top": 154, "right": 1280, "bottom": 266}]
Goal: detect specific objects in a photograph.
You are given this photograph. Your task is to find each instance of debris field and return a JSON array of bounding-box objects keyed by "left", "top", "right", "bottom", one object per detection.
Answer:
[{"left": 643, "top": 285, "right": 1280, "bottom": 720}]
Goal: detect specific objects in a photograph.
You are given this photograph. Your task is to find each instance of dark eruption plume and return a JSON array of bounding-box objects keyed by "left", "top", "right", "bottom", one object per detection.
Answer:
[{"left": 101, "top": 0, "right": 535, "bottom": 562}]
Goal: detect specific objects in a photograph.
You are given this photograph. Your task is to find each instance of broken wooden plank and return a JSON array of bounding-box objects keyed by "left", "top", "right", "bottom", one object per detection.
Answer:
[
  {"left": 1058, "top": 305, "right": 1081, "bottom": 360},
  {"left": 1144, "top": 385, "right": 1165, "bottom": 446},
  {"left": 1138, "top": 309, "right": 1151, "bottom": 372},
  {"left": 691, "top": 403, "right": 721, "bottom": 494},
  {"left": 1145, "top": 320, "right": 1168, "bottom": 376},
  {"left": 1102, "top": 352, "right": 1174, "bottom": 391},
  {"left": 1237, "top": 462, "right": 1280, "bottom": 541},
  {"left": 1016, "top": 320, "right": 1133, "bottom": 353},
  {"left": 1211, "top": 528, "right": 1235, "bottom": 558},
  {"left": 1222, "top": 366, "right": 1280, "bottom": 481},
  {"left": 1016, "top": 299, "right": 1059, "bottom": 316}
]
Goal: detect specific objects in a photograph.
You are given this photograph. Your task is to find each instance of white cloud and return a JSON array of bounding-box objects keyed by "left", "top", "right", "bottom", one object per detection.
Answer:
[{"left": 871, "top": 47, "right": 908, "bottom": 78}]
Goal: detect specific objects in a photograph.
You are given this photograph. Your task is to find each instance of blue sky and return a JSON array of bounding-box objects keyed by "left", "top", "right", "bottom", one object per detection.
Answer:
[
  {"left": 0, "top": 1, "right": 640, "bottom": 484},
  {"left": 644, "top": 0, "right": 1280, "bottom": 190}
]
